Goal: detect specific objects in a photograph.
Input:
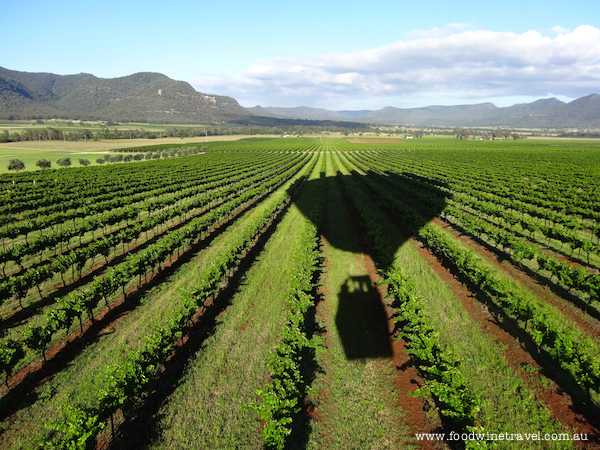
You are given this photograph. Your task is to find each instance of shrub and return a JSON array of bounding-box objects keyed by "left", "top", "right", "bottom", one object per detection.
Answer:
[
  {"left": 56, "top": 157, "right": 72, "bottom": 168},
  {"left": 8, "top": 159, "right": 25, "bottom": 173},
  {"left": 36, "top": 159, "right": 52, "bottom": 170}
]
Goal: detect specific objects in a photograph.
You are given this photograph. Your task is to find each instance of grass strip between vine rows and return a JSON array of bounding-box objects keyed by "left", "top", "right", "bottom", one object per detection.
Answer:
[
  {"left": 41, "top": 159, "right": 314, "bottom": 449},
  {"left": 332, "top": 157, "right": 487, "bottom": 449},
  {"left": 0, "top": 155, "right": 309, "bottom": 388},
  {"left": 351, "top": 156, "right": 600, "bottom": 401},
  {"left": 0, "top": 154, "right": 302, "bottom": 316},
  {"left": 256, "top": 165, "right": 324, "bottom": 449}
]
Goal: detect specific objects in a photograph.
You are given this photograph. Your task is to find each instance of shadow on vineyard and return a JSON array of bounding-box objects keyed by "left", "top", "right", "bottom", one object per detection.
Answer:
[
  {"left": 295, "top": 170, "right": 447, "bottom": 361},
  {"left": 336, "top": 275, "right": 393, "bottom": 359}
]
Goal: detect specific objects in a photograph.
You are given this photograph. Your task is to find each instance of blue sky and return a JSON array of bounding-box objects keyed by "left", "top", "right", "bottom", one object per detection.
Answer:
[{"left": 2, "top": 0, "right": 600, "bottom": 110}]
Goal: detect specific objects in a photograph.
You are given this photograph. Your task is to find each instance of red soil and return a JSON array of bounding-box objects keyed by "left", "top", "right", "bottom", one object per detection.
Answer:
[
  {"left": 360, "top": 253, "right": 446, "bottom": 449},
  {"left": 413, "top": 234, "right": 600, "bottom": 445},
  {"left": 307, "top": 238, "right": 333, "bottom": 442},
  {"left": 2, "top": 202, "right": 257, "bottom": 395},
  {"left": 433, "top": 217, "right": 600, "bottom": 339}
]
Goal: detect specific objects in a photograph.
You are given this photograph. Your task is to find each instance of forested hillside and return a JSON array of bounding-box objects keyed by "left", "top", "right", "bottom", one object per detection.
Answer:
[
  {"left": 253, "top": 96, "right": 600, "bottom": 128},
  {"left": 0, "top": 68, "right": 250, "bottom": 124}
]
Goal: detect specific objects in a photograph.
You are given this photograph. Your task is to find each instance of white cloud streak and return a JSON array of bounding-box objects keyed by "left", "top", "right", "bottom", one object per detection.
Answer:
[{"left": 191, "top": 25, "right": 600, "bottom": 108}]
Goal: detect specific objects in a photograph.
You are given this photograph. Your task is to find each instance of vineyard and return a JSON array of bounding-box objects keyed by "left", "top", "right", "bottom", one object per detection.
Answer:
[{"left": 0, "top": 136, "right": 599, "bottom": 449}]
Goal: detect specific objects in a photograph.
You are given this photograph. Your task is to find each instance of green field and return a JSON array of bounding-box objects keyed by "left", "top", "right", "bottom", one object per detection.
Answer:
[
  {"left": 0, "top": 134, "right": 271, "bottom": 173},
  {"left": 0, "top": 136, "right": 599, "bottom": 449}
]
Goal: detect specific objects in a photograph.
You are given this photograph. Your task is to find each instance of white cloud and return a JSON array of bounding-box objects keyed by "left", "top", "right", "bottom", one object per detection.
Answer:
[
  {"left": 406, "top": 22, "right": 475, "bottom": 39},
  {"left": 192, "top": 25, "right": 600, "bottom": 108},
  {"left": 550, "top": 26, "right": 570, "bottom": 35}
]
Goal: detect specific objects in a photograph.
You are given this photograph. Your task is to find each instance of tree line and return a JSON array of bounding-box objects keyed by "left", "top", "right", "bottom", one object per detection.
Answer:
[
  {"left": 0, "top": 123, "right": 372, "bottom": 144},
  {"left": 6, "top": 147, "right": 205, "bottom": 173},
  {"left": 452, "top": 127, "right": 522, "bottom": 140}
]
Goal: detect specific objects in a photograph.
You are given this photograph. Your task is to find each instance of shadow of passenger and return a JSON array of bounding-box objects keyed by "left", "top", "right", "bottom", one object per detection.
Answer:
[{"left": 335, "top": 275, "right": 393, "bottom": 359}]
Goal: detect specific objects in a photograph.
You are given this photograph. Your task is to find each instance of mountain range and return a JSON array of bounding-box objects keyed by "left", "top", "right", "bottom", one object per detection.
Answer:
[
  {"left": 0, "top": 67, "right": 248, "bottom": 124},
  {"left": 1, "top": 67, "right": 599, "bottom": 128},
  {"left": 248, "top": 96, "right": 600, "bottom": 128}
]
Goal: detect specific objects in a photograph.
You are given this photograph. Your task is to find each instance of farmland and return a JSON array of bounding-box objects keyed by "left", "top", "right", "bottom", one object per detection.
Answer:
[
  {"left": 0, "top": 134, "right": 265, "bottom": 174},
  {"left": 0, "top": 136, "right": 599, "bottom": 449}
]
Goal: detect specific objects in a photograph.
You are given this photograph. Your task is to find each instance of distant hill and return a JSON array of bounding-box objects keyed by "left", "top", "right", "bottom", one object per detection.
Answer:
[
  {"left": 0, "top": 67, "right": 250, "bottom": 124},
  {"left": 229, "top": 114, "right": 368, "bottom": 129},
  {"left": 354, "top": 96, "right": 600, "bottom": 128},
  {"left": 360, "top": 103, "right": 498, "bottom": 126},
  {"left": 250, "top": 96, "right": 600, "bottom": 128},
  {"left": 244, "top": 105, "right": 286, "bottom": 119},
  {"left": 2, "top": 67, "right": 599, "bottom": 128},
  {"left": 259, "top": 106, "right": 350, "bottom": 121},
  {"left": 245, "top": 106, "right": 372, "bottom": 121},
  {"left": 337, "top": 110, "right": 372, "bottom": 118}
]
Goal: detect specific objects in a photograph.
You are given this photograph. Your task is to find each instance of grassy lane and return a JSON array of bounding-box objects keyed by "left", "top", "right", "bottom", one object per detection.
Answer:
[
  {"left": 306, "top": 152, "right": 415, "bottom": 449},
  {"left": 0, "top": 160, "right": 311, "bottom": 450},
  {"left": 335, "top": 153, "right": 577, "bottom": 449},
  {"left": 146, "top": 155, "right": 323, "bottom": 449}
]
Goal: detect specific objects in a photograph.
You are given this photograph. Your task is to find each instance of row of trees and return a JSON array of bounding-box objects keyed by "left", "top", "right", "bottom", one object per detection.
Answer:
[
  {"left": 452, "top": 127, "right": 521, "bottom": 140},
  {"left": 7, "top": 158, "right": 73, "bottom": 173},
  {"left": 8, "top": 158, "right": 86, "bottom": 173},
  {"left": 0, "top": 124, "right": 527, "bottom": 144},
  {"left": 7, "top": 147, "right": 204, "bottom": 173},
  {"left": 1, "top": 129, "right": 94, "bottom": 143}
]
